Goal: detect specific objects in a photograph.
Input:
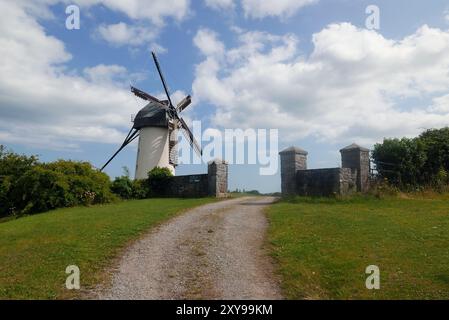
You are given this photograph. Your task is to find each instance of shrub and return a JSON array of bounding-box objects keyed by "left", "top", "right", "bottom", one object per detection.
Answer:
[
  {"left": 147, "top": 167, "right": 173, "bottom": 197},
  {"left": 372, "top": 127, "right": 449, "bottom": 190},
  {"left": 43, "top": 160, "right": 115, "bottom": 205},
  {"left": 0, "top": 146, "right": 38, "bottom": 216},
  {"left": 10, "top": 165, "right": 70, "bottom": 214},
  {"left": 111, "top": 176, "right": 134, "bottom": 199},
  {"left": 132, "top": 179, "right": 150, "bottom": 199},
  {"left": 0, "top": 146, "right": 115, "bottom": 217},
  {"left": 111, "top": 167, "right": 151, "bottom": 200}
]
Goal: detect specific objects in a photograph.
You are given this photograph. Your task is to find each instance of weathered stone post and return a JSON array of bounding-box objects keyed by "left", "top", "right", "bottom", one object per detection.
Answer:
[
  {"left": 208, "top": 159, "right": 228, "bottom": 198},
  {"left": 279, "top": 147, "right": 308, "bottom": 196},
  {"left": 340, "top": 143, "right": 370, "bottom": 193}
]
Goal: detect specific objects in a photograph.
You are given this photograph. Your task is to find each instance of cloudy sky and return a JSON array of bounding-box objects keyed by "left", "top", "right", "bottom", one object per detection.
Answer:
[{"left": 1, "top": 0, "right": 449, "bottom": 192}]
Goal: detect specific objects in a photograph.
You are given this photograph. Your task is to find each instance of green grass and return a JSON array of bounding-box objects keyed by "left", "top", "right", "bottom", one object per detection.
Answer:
[
  {"left": 267, "top": 196, "right": 449, "bottom": 300},
  {"left": 0, "top": 198, "right": 215, "bottom": 299}
]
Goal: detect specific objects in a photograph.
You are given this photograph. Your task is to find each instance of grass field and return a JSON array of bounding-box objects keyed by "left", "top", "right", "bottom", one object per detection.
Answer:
[
  {"left": 267, "top": 196, "right": 449, "bottom": 300},
  {"left": 0, "top": 198, "right": 214, "bottom": 299}
]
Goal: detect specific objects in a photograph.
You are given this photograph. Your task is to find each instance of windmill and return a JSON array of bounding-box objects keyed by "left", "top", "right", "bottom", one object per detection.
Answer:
[{"left": 101, "top": 52, "right": 202, "bottom": 179}]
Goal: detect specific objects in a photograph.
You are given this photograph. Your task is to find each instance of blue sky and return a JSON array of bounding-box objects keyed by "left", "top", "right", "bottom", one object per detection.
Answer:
[{"left": 1, "top": 0, "right": 449, "bottom": 193}]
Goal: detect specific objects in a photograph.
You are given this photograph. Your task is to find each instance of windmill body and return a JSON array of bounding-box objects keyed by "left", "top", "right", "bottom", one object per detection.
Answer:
[
  {"left": 101, "top": 52, "right": 202, "bottom": 179},
  {"left": 133, "top": 101, "right": 176, "bottom": 179}
]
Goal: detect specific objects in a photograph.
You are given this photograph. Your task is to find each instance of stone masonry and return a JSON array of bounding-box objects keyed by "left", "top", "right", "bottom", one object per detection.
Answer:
[
  {"left": 207, "top": 159, "right": 229, "bottom": 198},
  {"left": 280, "top": 144, "right": 370, "bottom": 196},
  {"left": 279, "top": 147, "right": 308, "bottom": 195},
  {"left": 167, "top": 159, "right": 228, "bottom": 198},
  {"left": 340, "top": 143, "right": 371, "bottom": 193}
]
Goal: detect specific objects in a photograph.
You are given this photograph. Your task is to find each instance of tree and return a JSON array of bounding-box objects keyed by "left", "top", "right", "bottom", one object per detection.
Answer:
[
  {"left": 0, "top": 146, "right": 38, "bottom": 216},
  {"left": 419, "top": 128, "right": 449, "bottom": 185},
  {"left": 372, "top": 127, "right": 449, "bottom": 189}
]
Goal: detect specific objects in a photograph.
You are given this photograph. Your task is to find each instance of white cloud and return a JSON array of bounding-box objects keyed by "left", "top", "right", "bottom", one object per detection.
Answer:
[
  {"left": 0, "top": 1, "right": 138, "bottom": 151},
  {"left": 70, "top": 0, "right": 190, "bottom": 26},
  {"left": 96, "top": 22, "right": 158, "bottom": 46},
  {"left": 241, "top": 0, "right": 318, "bottom": 19},
  {"left": 204, "top": 0, "right": 235, "bottom": 10},
  {"left": 204, "top": 0, "right": 317, "bottom": 19},
  {"left": 194, "top": 29, "right": 225, "bottom": 57},
  {"left": 30, "top": 0, "right": 191, "bottom": 47},
  {"left": 192, "top": 24, "right": 449, "bottom": 145},
  {"left": 83, "top": 64, "right": 128, "bottom": 83},
  {"left": 428, "top": 94, "right": 449, "bottom": 113}
]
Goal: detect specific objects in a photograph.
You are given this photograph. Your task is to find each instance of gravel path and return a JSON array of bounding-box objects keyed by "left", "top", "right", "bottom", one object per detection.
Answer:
[{"left": 96, "top": 197, "right": 282, "bottom": 300}]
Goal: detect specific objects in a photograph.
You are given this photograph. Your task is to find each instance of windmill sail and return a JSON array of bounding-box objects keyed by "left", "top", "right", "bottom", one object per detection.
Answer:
[{"left": 100, "top": 52, "right": 202, "bottom": 173}]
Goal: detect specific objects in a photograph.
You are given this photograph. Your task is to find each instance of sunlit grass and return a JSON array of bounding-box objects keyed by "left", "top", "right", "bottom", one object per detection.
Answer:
[
  {"left": 267, "top": 196, "right": 449, "bottom": 299},
  {"left": 0, "top": 198, "right": 215, "bottom": 299}
]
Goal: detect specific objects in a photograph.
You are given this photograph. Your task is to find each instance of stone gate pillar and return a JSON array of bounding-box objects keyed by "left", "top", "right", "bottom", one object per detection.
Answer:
[
  {"left": 340, "top": 143, "right": 370, "bottom": 193},
  {"left": 279, "top": 147, "right": 308, "bottom": 196},
  {"left": 208, "top": 159, "right": 228, "bottom": 198}
]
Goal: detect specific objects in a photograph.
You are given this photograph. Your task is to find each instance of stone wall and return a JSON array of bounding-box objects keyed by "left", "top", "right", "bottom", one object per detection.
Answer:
[
  {"left": 296, "top": 168, "right": 357, "bottom": 196},
  {"left": 339, "top": 168, "right": 358, "bottom": 195},
  {"left": 280, "top": 144, "right": 369, "bottom": 197},
  {"left": 169, "top": 174, "right": 209, "bottom": 197},
  {"left": 166, "top": 159, "right": 228, "bottom": 198}
]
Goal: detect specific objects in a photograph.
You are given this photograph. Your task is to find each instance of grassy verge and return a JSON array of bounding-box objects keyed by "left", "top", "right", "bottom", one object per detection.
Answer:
[
  {"left": 267, "top": 196, "right": 449, "bottom": 299},
  {"left": 0, "top": 198, "right": 215, "bottom": 299}
]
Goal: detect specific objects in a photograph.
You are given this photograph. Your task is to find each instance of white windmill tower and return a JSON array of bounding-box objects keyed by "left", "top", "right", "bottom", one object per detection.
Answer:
[{"left": 101, "top": 52, "right": 202, "bottom": 179}]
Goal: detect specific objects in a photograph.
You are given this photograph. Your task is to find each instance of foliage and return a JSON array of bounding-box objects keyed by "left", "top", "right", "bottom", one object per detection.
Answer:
[
  {"left": 111, "top": 176, "right": 134, "bottom": 199},
  {"left": 147, "top": 167, "right": 174, "bottom": 197},
  {"left": 367, "top": 178, "right": 399, "bottom": 198},
  {"left": 0, "top": 146, "right": 114, "bottom": 217},
  {"left": 0, "top": 146, "right": 38, "bottom": 216},
  {"left": 111, "top": 167, "right": 150, "bottom": 200},
  {"left": 419, "top": 128, "right": 449, "bottom": 186},
  {"left": 43, "top": 160, "right": 114, "bottom": 205},
  {"left": 132, "top": 179, "right": 150, "bottom": 199},
  {"left": 372, "top": 127, "right": 449, "bottom": 190}
]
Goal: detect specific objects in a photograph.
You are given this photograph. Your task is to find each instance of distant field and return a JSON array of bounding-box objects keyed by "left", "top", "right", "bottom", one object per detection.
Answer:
[
  {"left": 0, "top": 198, "right": 214, "bottom": 299},
  {"left": 267, "top": 196, "right": 449, "bottom": 299}
]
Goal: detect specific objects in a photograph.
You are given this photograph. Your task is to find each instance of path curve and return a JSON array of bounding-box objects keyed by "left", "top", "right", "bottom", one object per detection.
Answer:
[{"left": 96, "top": 197, "right": 282, "bottom": 300}]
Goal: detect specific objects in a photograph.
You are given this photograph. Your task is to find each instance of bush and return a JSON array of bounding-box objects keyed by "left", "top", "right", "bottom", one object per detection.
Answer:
[
  {"left": 10, "top": 166, "right": 71, "bottom": 214},
  {"left": 0, "top": 145, "right": 115, "bottom": 217},
  {"left": 43, "top": 160, "right": 115, "bottom": 205},
  {"left": 372, "top": 127, "right": 449, "bottom": 190},
  {"left": 147, "top": 167, "right": 173, "bottom": 197},
  {"left": 111, "top": 167, "right": 151, "bottom": 200},
  {"left": 0, "top": 146, "right": 38, "bottom": 216},
  {"left": 132, "top": 179, "right": 150, "bottom": 199},
  {"left": 111, "top": 176, "right": 134, "bottom": 199},
  {"left": 372, "top": 138, "right": 426, "bottom": 188}
]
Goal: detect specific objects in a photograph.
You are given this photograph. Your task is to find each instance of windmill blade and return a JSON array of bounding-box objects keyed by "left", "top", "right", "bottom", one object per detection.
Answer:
[
  {"left": 178, "top": 116, "right": 202, "bottom": 156},
  {"left": 176, "top": 95, "right": 192, "bottom": 113},
  {"left": 100, "top": 128, "right": 140, "bottom": 172},
  {"left": 131, "top": 86, "right": 161, "bottom": 104},
  {"left": 151, "top": 51, "right": 174, "bottom": 109}
]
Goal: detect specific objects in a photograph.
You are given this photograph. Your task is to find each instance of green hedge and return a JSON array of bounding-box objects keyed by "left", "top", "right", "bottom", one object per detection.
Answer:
[
  {"left": 110, "top": 167, "right": 173, "bottom": 199},
  {"left": 0, "top": 146, "right": 115, "bottom": 217},
  {"left": 373, "top": 127, "right": 449, "bottom": 190}
]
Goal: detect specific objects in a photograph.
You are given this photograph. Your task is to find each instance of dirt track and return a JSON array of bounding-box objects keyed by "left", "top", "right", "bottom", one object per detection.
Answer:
[{"left": 96, "top": 197, "right": 282, "bottom": 300}]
